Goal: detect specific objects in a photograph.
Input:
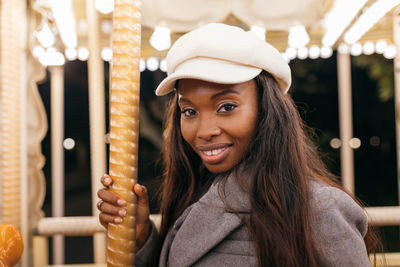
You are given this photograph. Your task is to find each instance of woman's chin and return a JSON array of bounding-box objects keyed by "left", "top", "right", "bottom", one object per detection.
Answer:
[{"left": 204, "top": 163, "right": 234, "bottom": 174}]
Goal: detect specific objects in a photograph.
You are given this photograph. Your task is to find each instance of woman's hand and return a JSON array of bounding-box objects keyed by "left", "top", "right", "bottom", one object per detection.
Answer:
[{"left": 97, "top": 174, "right": 151, "bottom": 251}]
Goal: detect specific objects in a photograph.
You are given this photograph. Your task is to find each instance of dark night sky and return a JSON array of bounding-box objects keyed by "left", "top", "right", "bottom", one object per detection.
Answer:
[{"left": 37, "top": 53, "right": 398, "bottom": 263}]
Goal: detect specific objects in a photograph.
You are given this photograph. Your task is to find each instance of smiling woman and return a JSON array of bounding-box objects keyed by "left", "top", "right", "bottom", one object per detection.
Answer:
[
  {"left": 97, "top": 23, "right": 380, "bottom": 267},
  {"left": 178, "top": 79, "right": 258, "bottom": 173}
]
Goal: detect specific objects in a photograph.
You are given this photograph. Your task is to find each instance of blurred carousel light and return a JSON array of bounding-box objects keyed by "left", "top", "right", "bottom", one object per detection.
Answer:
[
  {"left": 36, "top": 21, "right": 55, "bottom": 48},
  {"left": 349, "top": 137, "right": 361, "bottom": 149},
  {"left": 320, "top": 46, "right": 333, "bottom": 58},
  {"left": 369, "top": 136, "right": 380, "bottom": 147},
  {"left": 79, "top": 20, "right": 88, "bottom": 35},
  {"left": 150, "top": 26, "right": 171, "bottom": 51},
  {"left": 140, "top": 58, "right": 146, "bottom": 72},
  {"left": 383, "top": 45, "right": 397, "bottom": 59},
  {"left": 338, "top": 43, "right": 350, "bottom": 54},
  {"left": 39, "top": 48, "right": 66, "bottom": 66},
  {"left": 297, "top": 47, "right": 308, "bottom": 60},
  {"left": 251, "top": 25, "right": 266, "bottom": 41},
  {"left": 65, "top": 48, "right": 77, "bottom": 61},
  {"left": 101, "top": 20, "right": 113, "bottom": 34},
  {"left": 33, "top": 46, "right": 45, "bottom": 58},
  {"left": 362, "top": 41, "right": 375, "bottom": 55},
  {"left": 375, "top": 40, "right": 387, "bottom": 54},
  {"left": 160, "top": 58, "right": 167, "bottom": 72},
  {"left": 78, "top": 47, "right": 89, "bottom": 61},
  {"left": 63, "top": 138, "right": 76, "bottom": 150},
  {"left": 285, "top": 47, "right": 297, "bottom": 60},
  {"left": 101, "top": 47, "right": 113, "bottom": 62},
  {"left": 350, "top": 43, "right": 362, "bottom": 56},
  {"left": 309, "top": 46, "right": 320, "bottom": 59},
  {"left": 146, "top": 57, "right": 159, "bottom": 71},
  {"left": 330, "top": 138, "right": 342, "bottom": 149},
  {"left": 95, "top": 0, "right": 114, "bottom": 14},
  {"left": 288, "top": 25, "right": 310, "bottom": 49}
]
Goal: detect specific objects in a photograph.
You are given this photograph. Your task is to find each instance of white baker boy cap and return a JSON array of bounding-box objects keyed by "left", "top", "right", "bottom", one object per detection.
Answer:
[{"left": 155, "top": 23, "right": 291, "bottom": 96}]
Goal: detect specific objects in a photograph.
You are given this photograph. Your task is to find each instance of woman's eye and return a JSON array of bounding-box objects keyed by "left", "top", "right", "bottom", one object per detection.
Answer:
[
  {"left": 181, "top": 108, "right": 197, "bottom": 117},
  {"left": 218, "top": 103, "right": 237, "bottom": 113}
]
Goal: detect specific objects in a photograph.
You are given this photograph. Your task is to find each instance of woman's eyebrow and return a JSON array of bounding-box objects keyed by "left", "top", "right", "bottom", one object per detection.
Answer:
[
  {"left": 178, "top": 89, "right": 240, "bottom": 103},
  {"left": 211, "top": 89, "right": 240, "bottom": 100},
  {"left": 178, "top": 94, "right": 190, "bottom": 104}
]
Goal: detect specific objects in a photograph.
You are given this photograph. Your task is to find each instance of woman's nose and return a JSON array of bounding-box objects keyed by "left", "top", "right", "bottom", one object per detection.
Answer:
[{"left": 196, "top": 117, "right": 222, "bottom": 141}]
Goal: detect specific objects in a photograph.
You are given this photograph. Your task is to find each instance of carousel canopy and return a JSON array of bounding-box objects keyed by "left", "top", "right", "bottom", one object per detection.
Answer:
[{"left": 31, "top": 0, "right": 400, "bottom": 66}]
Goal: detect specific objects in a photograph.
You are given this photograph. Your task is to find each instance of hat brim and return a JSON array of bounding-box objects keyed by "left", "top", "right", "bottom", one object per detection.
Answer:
[{"left": 155, "top": 57, "right": 262, "bottom": 96}]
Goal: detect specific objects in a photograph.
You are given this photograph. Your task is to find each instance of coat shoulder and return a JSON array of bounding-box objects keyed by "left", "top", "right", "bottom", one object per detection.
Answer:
[
  {"left": 308, "top": 179, "right": 370, "bottom": 266},
  {"left": 308, "top": 180, "right": 367, "bottom": 234}
]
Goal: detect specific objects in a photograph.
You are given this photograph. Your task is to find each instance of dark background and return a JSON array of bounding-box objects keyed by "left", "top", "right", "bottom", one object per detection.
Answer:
[{"left": 38, "top": 52, "right": 399, "bottom": 263}]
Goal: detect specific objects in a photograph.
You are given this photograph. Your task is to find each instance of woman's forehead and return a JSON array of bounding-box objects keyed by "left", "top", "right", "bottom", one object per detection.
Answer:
[
  {"left": 177, "top": 79, "right": 258, "bottom": 105},
  {"left": 177, "top": 79, "right": 256, "bottom": 94}
]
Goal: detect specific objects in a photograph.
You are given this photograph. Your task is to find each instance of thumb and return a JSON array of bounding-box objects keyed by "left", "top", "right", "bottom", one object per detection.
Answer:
[
  {"left": 134, "top": 184, "right": 149, "bottom": 207},
  {"left": 133, "top": 184, "right": 150, "bottom": 224}
]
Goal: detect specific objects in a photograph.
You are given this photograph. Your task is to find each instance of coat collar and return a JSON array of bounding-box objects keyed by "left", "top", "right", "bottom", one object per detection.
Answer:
[
  {"left": 201, "top": 172, "right": 252, "bottom": 212},
  {"left": 165, "top": 172, "right": 252, "bottom": 266}
]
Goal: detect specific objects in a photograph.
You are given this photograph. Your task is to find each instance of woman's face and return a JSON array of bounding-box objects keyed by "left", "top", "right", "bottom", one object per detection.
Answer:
[{"left": 178, "top": 79, "right": 258, "bottom": 173}]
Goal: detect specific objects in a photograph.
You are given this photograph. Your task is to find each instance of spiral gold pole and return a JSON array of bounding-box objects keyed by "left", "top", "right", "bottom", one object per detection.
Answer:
[{"left": 107, "top": 0, "right": 141, "bottom": 266}]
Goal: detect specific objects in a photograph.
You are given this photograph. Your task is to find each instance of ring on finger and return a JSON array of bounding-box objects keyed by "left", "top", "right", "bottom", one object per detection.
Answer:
[{"left": 97, "top": 200, "right": 104, "bottom": 211}]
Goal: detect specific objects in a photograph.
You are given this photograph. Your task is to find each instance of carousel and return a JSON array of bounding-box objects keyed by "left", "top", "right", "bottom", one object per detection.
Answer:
[{"left": 0, "top": 0, "right": 400, "bottom": 266}]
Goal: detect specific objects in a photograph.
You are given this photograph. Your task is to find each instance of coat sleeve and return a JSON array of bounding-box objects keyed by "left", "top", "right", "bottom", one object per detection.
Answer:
[
  {"left": 136, "top": 221, "right": 159, "bottom": 267},
  {"left": 309, "top": 182, "right": 370, "bottom": 267}
]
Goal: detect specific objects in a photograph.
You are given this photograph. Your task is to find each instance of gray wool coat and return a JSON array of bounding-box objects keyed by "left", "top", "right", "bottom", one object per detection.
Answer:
[{"left": 136, "top": 175, "right": 370, "bottom": 267}]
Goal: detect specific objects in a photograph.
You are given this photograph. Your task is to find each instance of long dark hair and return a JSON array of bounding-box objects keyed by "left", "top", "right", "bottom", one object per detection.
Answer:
[{"left": 153, "top": 71, "right": 380, "bottom": 266}]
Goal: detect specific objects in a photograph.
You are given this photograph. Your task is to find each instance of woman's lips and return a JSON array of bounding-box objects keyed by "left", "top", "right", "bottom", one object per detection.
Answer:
[{"left": 198, "top": 145, "right": 232, "bottom": 164}]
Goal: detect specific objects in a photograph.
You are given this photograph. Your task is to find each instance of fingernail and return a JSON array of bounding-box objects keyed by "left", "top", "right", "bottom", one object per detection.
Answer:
[
  {"left": 117, "top": 199, "right": 126, "bottom": 206},
  {"left": 118, "top": 209, "right": 126, "bottom": 217},
  {"left": 104, "top": 177, "right": 111, "bottom": 184},
  {"left": 139, "top": 185, "right": 145, "bottom": 193},
  {"left": 114, "top": 217, "right": 122, "bottom": 224}
]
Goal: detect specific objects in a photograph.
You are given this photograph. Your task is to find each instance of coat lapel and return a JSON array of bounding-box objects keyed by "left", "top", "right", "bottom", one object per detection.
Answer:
[{"left": 167, "top": 174, "right": 252, "bottom": 267}]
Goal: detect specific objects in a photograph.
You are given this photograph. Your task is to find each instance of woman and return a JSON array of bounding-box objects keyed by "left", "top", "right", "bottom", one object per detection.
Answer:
[{"left": 98, "top": 23, "right": 378, "bottom": 266}]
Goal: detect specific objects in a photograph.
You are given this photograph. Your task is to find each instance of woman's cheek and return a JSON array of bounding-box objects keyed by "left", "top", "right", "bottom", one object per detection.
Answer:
[{"left": 180, "top": 121, "right": 195, "bottom": 146}]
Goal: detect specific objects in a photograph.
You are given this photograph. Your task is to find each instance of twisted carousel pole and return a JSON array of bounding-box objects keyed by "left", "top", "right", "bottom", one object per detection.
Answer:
[{"left": 107, "top": 0, "right": 141, "bottom": 266}]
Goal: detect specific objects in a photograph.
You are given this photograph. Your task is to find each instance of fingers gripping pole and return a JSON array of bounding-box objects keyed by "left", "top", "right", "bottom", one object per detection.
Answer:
[{"left": 107, "top": 1, "right": 141, "bottom": 266}]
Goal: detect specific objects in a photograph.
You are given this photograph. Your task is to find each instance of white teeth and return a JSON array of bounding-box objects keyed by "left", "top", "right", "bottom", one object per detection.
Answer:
[{"left": 204, "top": 148, "right": 223, "bottom": 156}]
